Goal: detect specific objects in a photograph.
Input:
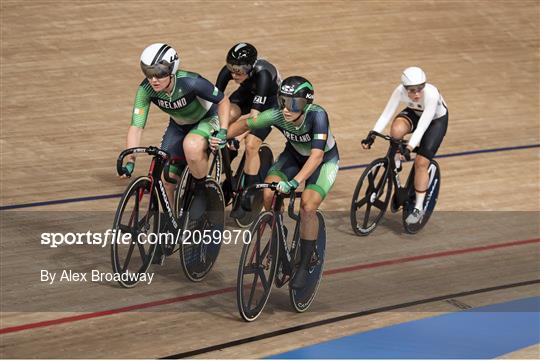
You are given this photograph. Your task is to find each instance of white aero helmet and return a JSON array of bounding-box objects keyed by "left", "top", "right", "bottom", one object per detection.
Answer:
[
  {"left": 140, "top": 43, "right": 179, "bottom": 78},
  {"left": 401, "top": 66, "right": 426, "bottom": 87}
]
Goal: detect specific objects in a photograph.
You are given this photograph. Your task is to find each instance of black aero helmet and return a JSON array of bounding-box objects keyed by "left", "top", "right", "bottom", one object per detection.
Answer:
[
  {"left": 226, "top": 43, "right": 257, "bottom": 74},
  {"left": 278, "top": 76, "right": 314, "bottom": 113}
]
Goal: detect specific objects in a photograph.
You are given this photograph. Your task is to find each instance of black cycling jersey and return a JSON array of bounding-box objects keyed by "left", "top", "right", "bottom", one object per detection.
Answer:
[{"left": 216, "top": 59, "right": 281, "bottom": 112}]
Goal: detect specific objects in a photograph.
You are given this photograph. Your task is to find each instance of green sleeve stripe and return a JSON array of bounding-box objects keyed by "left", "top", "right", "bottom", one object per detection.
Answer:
[
  {"left": 247, "top": 117, "right": 256, "bottom": 130},
  {"left": 247, "top": 109, "right": 275, "bottom": 130}
]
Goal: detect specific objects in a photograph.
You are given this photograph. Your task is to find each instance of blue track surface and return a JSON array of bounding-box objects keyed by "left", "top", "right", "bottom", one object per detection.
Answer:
[{"left": 268, "top": 296, "right": 540, "bottom": 359}]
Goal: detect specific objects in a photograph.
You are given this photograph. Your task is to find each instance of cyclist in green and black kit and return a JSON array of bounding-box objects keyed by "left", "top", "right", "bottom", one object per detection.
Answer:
[
  {"left": 119, "top": 43, "right": 230, "bottom": 219},
  {"left": 227, "top": 76, "right": 339, "bottom": 289}
]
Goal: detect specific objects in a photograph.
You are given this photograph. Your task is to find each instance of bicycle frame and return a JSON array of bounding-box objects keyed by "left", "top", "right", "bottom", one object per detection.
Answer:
[
  {"left": 248, "top": 183, "right": 301, "bottom": 277},
  {"left": 215, "top": 145, "right": 246, "bottom": 201},
  {"left": 117, "top": 146, "right": 185, "bottom": 233},
  {"left": 371, "top": 132, "right": 413, "bottom": 207}
]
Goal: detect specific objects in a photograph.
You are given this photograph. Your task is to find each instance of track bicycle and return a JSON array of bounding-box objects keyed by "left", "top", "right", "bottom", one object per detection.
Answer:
[
  {"left": 111, "top": 146, "right": 224, "bottom": 287},
  {"left": 236, "top": 183, "right": 327, "bottom": 321},
  {"left": 350, "top": 131, "right": 441, "bottom": 235}
]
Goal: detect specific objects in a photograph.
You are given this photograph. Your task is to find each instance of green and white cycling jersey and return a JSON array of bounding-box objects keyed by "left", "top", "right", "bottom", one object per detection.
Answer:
[
  {"left": 246, "top": 104, "right": 337, "bottom": 160},
  {"left": 131, "top": 70, "right": 224, "bottom": 128}
]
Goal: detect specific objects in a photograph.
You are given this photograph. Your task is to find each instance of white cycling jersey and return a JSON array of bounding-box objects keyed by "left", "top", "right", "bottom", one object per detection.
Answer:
[{"left": 373, "top": 83, "right": 447, "bottom": 149}]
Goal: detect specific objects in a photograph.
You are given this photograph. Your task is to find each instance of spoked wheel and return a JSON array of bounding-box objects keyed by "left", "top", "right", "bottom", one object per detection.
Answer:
[
  {"left": 403, "top": 160, "right": 441, "bottom": 234},
  {"left": 350, "top": 158, "right": 393, "bottom": 236},
  {"left": 236, "top": 211, "right": 279, "bottom": 322},
  {"left": 180, "top": 179, "right": 225, "bottom": 282},
  {"left": 289, "top": 211, "right": 326, "bottom": 312},
  {"left": 111, "top": 176, "right": 159, "bottom": 288},
  {"left": 234, "top": 144, "right": 274, "bottom": 228}
]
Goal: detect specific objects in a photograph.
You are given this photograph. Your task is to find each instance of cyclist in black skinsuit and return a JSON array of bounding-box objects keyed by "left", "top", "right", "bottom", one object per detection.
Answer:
[{"left": 215, "top": 43, "right": 281, "bottom": 219}]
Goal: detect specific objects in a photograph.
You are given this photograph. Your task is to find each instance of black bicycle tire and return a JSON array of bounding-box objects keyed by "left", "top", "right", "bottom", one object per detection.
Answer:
[
  {"left": 403, "top": 160, "right": 441, "bottom": 234},
  {"left": 236, "top": 211, "right": 279, "bottom": 322},
  {"left": 289, "top": 211, "right": 326, "bottom": 313},
  {"left": 111, "top": 176, "right": 158, "bottom": 288},
  {"left": 350, "top": 158, "right": 393, "bottom": 236}
]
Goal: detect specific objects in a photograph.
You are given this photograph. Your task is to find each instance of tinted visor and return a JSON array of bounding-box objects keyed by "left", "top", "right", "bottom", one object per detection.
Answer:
[
  {"left": 404, "top": 83, "right": 426, "bottom": 93},
  {"left": 278, "top": 96, "right": 308, "bottom": 113},
  {"left": 226, "top": 63, "right": 252, "bottom": 75},
  {"left": 140, "top": 61, "right": 173, "bottom": 79}
]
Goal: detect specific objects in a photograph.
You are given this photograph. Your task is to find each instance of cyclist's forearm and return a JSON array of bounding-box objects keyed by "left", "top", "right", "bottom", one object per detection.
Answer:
[
  {"left": 233, "top": 110, "right": 259, "bottom": 140},
  {"left": 126, "top": 126, "right": 144, "bottom": 162},
  {"left": 294, "top": 150, "right": 324, "bottom": 183},
  {"left": 408, "top": 98, "right": 437, "bottom": 149},
  {"left": 217, "top": 97, "right": 231, "bottom": 129},
  {"left": 236, "top": 109, "right": 258, "bottom": 123},
  {"left": 227, "top": 118, "right": 249, "bottom": 139}
]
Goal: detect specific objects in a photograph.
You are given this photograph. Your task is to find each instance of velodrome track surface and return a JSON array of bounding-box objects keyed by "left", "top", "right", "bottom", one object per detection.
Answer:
[{"left": 1, "top": 0, "right": 538, "bottom": 358}]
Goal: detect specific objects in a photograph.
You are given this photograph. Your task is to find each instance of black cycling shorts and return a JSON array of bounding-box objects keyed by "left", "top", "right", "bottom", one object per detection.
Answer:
[{"left": 397, "top": 107, "right": 448, "bottom": 160}]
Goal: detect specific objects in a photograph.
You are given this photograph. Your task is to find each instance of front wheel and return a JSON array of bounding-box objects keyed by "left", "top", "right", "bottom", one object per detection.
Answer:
[
  {"left": 350, "top": 158, "right": 393, "bottom": 236},
  {"left": 403, "top": 160, "right": 441, "bottom": 234},
  {"left": 111, "top": 176, "right": 159, "bottom": 288},
  {"left": 236, "top": 211, "right": 279, "bottom": 322},
  {"left": 289, "top": 211, "right": 326, "bottom": 313}
]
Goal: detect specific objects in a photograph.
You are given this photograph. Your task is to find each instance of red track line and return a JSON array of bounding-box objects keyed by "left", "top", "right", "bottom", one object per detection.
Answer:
[
  {"left": 1, "top": 237, "right": 538, "bottom": 335},
  {"left": 324, "top": 238, "right": 540, "bottom": 275},
  {"left": 0, "top": 287, "right": 234, "bottom": 335}
]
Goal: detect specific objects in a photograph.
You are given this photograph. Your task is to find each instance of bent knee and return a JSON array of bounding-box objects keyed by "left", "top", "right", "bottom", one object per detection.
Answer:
[
  {"left": 183, "top": 136, "right": 206, "bottom": 154},
  {"left": 414, "top": 155, "right": 430, "bottom": 168},
  {"left": 300, "top": 202, "right": 318, "bottom": 215},
  {"left": 390, "top": 117, "right": 411, "bottom": 138},
  {"left": 245, "top": 137, "right": 261, "bottom": 154}
]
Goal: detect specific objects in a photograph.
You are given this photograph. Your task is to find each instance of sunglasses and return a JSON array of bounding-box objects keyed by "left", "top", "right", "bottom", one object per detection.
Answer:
[
  {"left": 405, "top": 84, "right": 425, "bottom": 93},
  {"left": 140, "top": 61, "right": 173, "bottom": 79},
  {"left": 278, "top": 96, "right": 307, "bottom": 113},
  {"left": 226, "top": 63, "right": 252, "bottom": 75}
]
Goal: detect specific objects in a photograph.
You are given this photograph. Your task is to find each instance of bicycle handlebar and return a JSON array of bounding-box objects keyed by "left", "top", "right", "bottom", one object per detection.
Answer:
[
  {"left": 116, "top": 146, "right": 170, "bottom": 176},
  {"left": 243, "top": 182, "right": 300, "bottom": 221},
  {"left": 369, "top": 131, "right": 411, "bottom": 155},
  {"left": 369, "top": 131, "right": 408, "bottom": 145}
]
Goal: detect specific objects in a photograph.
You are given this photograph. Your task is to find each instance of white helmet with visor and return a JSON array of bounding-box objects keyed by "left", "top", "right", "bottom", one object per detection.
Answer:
[
  {"left": 140, "top": 43, "right": 179, "bottom": 79},
  {"left": 401, "top": 66, "right": 426, "bottom": 87}
]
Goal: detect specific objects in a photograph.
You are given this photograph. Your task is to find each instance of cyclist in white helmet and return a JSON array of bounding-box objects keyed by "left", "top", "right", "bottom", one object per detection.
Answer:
[
  {"left": 120, "top": 43, "right": 230, "bottom": 224},
  {"left": 361, "top": 66, "right": 448, "bottom": 225}
]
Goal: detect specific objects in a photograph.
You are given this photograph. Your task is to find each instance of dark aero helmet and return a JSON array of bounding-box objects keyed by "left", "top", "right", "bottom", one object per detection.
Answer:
[
  {"left": 226, "top": 43, "right": 257, "bottom": 74},
  {"left": 278, "top": 76, "right": 314, "bottom": 113}
]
